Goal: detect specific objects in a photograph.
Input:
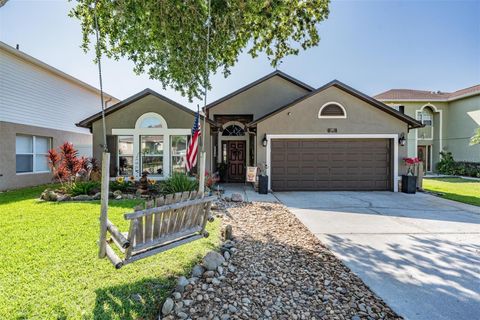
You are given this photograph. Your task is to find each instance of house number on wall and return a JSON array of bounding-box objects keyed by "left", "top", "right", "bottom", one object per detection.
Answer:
[{"left": 327, "top": 128, "right": 338, "bottom": 133}]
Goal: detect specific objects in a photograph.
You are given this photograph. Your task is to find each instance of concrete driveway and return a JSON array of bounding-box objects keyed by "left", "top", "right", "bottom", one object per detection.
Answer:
[{"left": 275, "top": 191, "right": 480, "bottom": 320}]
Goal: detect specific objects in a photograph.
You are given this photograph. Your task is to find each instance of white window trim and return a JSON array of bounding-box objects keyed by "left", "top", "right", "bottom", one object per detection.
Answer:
[
  {"left": 16, "top": 135, "right": 51, "bottom": 175},
  {"left": 318, "top": 102, "right": 347, "bottom": 119},
  {"left": 415, "top": 110, "right": 434, "bottom": 140},
  {"left": 265, "top": 134, "right": 399, "bottom": 192},
  {"left": 170, "top": 134, "right": 189, "bottom": 175},
  {"left": 112, "top": 127, "right": 191, "bottom": 179},
  {"left": 117, "top": 135, "right": 134, "bottom": 176},
  {"left": 414, "top": 103, "right": 442, "bottom": 161},
  {"left": 135, "top": 112, "right": 168, "bottom": 129}
]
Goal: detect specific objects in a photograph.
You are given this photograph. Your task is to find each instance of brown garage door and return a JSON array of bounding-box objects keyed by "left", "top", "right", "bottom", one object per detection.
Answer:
[{"left": 271, "top": 139, "right": 392, "bottom": 191}]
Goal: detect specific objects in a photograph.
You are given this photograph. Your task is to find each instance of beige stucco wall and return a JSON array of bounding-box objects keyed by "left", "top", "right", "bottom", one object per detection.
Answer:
[
  {"left": 255, "top": 86, "right": 410, "bottom": 175},
  {"left": 384, "top": 95, "right": 480, "bottom": 168},
  {"left": 447, "top": 96, "right": 480, "bottom": 162},
  {"left": 91, "top": 94, "right": 212, "bottom": 174},
  {"left": 208, "top": 75, "right": 310, "bottom": 121},
  {"left": 0, "top": 121, "right": 92, "bottom": 191}
]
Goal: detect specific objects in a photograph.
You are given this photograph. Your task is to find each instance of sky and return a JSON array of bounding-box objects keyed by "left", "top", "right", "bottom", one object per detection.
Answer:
[{"left": 1, "top": 0, "right": 479, "bottom": 109}]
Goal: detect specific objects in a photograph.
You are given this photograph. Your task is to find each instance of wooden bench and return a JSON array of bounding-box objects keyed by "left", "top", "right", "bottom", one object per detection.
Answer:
[{"left": 104, "top": 191, "right": 216, "bottom": 268}]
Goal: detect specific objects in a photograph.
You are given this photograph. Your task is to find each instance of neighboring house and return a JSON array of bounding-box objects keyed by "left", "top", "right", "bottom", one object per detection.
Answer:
[
  {"left": 375, "top": 85, "right": 480, "bottom": 172},
  {"left": 78, "top": 71, "right": 422, "bottom": 192},
  {"left": 0, "top": 41, "right": 118, "bottom": 191}
]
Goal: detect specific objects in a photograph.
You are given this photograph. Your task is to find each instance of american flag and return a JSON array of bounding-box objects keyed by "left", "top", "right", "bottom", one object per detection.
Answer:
[{"left": 185, "top": 110, "right": 201, "bottom": 172}]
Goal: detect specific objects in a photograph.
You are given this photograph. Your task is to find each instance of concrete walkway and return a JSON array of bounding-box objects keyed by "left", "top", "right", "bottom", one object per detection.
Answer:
[
  {"left": 219, "top": 183, "right": 278, "bottom": 203},
  {"left": 275, "top": 191, "right": 480, "bottom": 320}
]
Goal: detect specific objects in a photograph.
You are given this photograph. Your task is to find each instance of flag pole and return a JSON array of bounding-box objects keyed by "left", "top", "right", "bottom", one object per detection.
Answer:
[{"left": 199, "top": 0, "right": 211, "bottom": 195}]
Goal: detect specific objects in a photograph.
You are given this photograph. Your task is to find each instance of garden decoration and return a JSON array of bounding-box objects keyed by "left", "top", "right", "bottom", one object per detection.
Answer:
[
  {"left": 91, "top": 0, "right": 216, "bottom": 268},
  {"left": 402, "top": 157, "right": 420, "bottom": 194}
]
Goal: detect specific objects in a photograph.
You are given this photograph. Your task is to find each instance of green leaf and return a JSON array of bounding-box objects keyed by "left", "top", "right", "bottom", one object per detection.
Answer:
[{"left": 69, "top": 0, "right": 330, "bottom": 100}]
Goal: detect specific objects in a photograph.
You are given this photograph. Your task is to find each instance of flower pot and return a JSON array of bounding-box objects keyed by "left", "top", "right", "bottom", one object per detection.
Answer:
[
  {"left": 401, "top": 175, "right": 417, "bottom": 194},
  {"left": 258, "top": 175, "right": 268, "bottom": 194}
]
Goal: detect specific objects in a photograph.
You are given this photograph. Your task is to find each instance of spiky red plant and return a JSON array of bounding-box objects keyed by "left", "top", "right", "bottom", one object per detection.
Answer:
[
  {"left": 77, "top": 156, "right": 91, "bottom": 172},
  {"left": 59, "top": 142, "right": 79, "bottom": 176},
  {"left": 47, "top": 148, "right": 61, "bottom": 170}
]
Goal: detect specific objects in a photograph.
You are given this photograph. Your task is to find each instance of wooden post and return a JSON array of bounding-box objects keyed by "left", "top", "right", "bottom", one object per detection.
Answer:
[
  {"left": 198, "top": 151, "right": 206, "bottom": 194},
  {"left": 98, "top": 152, "right": 110, "bottom": 258}
]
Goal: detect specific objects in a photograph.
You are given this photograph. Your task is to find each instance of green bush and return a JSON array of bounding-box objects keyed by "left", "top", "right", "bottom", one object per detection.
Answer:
[
  {"left": 437, "top": 152, "right": 480, "bottom": 178},
  {"left": 109, "top": 180, "right": 132, "bottom": 192},
  {"left": 66, "top": 181, "right": 101, "bottom": 196},
  {"left": 161, "top": 173, "right": 198, "bottom": 194}
]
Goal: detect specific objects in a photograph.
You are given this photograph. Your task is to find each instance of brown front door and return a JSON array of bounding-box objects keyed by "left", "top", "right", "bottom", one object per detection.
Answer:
[
  {"left": 227, "top": 141, "right": 246, "bottom": 182},
  {"left": 417, "top": 146, "right": 427, "bottom": 173}
]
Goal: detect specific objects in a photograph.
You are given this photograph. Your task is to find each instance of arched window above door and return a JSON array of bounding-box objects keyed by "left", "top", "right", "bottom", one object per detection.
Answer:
[{"left": 222, "top": 125, "right": 245, "bottom": 136}]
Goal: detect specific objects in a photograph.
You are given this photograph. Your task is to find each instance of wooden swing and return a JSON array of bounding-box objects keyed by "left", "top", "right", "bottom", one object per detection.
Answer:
[
  {"left": 93, "top": 0, "right": 215, "bottom": 268},
  {"left": 104, "top": 191, "right": 215, "bottom": 269}
]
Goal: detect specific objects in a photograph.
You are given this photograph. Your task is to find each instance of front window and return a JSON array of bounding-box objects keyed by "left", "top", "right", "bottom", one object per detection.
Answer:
[
  {"left": 16, "top": 135, "right": 51, "bottom": 173},
  {"left": 118, "top": 135, "right": 133, "bottom": 176},
  {"left": 417, "top": 109, "right": 433, "bottom": 139},
  {"left": 141, "top": 135, "right": 164, "bottom": 175},
  {"left": 171, "top": 135, "right": 188, "bottom": 174}
]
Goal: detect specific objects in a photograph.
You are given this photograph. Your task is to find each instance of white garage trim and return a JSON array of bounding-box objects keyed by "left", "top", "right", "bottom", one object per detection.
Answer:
[{"left": 266, "top": 134, "right": 399, "bottom": 192}]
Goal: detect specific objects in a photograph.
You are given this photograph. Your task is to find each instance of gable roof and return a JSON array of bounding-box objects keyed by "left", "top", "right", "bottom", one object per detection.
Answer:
[
  {"left": 0, "top": 41, "right": 117, "bottom": 100},
  {"left": 76, "top": 88, "right": 214, "bottom": 129},
  {"left": 248, "top": 80, "right": 423, "bottom": 129},
  {"left": 205, "top": 70, "right": 314, "bottom": 110},
  {"left": 374, "top": 84, "right": 480, "bottom": 102}
]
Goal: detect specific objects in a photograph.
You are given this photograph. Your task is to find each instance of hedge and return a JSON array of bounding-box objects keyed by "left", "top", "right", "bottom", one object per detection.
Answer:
[{"left": 437, "top": 152, "right": 480, "bottom": 178}]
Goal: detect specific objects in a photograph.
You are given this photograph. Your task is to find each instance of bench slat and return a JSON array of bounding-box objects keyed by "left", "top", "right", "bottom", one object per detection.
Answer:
[
  {"left": 124, "top": 196, "right": 216, "bottom": 220},
  {"left": 132, "top": 225, "right": 203, "bottom": 253},
  {"left": 153, "top": 196, "right": 165, "bottom": 237},
  {"left": 144, "top": 200, "right": 155, "bottom": 243}
]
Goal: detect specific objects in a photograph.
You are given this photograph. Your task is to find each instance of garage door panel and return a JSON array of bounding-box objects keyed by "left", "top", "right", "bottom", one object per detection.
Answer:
[{"left": 271, "top": 138, "right": 392, "bottom": 191}]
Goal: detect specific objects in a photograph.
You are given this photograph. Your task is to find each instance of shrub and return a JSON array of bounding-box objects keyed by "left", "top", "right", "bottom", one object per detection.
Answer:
[
  {"left": 66, "top": 181, "right": 101, "bottom": 196},
  {"left": 161, "top": 173, "right": 198, "bottom": 194},
  {"left": 437, "top": 152, "right": 480, "bottom": 178},
  {"left": 109, "top": 177, "right": 133, "bottom": 192}
]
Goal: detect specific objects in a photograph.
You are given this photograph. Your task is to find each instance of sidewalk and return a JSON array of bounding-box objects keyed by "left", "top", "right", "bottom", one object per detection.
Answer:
[{"left": 219, "top": 183, "right": 278, "bottom": 203}]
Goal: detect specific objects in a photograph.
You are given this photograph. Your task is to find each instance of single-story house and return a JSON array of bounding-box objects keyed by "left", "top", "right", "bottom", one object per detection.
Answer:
[{"left": 77, "top": 71, "right": 423, "bottom": 192}]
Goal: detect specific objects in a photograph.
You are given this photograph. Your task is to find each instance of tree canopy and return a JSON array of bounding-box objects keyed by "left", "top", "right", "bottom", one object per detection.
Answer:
[{"left": 70, "top": 0, "right": 330, "bottom": 100}]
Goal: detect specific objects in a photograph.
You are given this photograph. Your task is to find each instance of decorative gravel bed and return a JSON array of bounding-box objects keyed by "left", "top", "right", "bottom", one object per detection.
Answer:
[{"left": 162, "top": 201, "right": 401, "bottom": 320}]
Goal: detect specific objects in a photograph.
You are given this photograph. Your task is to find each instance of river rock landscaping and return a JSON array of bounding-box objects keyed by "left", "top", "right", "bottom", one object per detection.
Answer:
[{"left": 161, "top": 201, "right": 401, "bottom": 320}]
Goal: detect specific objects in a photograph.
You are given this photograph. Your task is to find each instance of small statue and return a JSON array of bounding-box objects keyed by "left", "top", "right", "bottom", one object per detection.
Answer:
[{"left": 137, "top": 171, "right": 150, "bottom": 194}]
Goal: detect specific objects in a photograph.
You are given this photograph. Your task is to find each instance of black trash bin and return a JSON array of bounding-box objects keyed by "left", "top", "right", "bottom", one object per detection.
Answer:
[
  {"left": 258, "top": 175, "right": 268, "bottom": 194},
  {"left": 401, "top": 175, "right": 417, "bottom": 194}
]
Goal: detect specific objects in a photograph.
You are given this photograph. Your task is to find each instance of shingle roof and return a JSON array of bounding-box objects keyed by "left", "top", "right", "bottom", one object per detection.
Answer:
[{"left": 374, "top": 84, "right": 480, "bottom": 101}]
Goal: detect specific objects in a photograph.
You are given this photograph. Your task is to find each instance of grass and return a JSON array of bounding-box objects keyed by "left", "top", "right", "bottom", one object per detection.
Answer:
[
  {"left": 0, "top": 185, "right": 221, "bottom": 319},
  {"left": 423, "top": 177, "right": 480, "bottom": 207}
]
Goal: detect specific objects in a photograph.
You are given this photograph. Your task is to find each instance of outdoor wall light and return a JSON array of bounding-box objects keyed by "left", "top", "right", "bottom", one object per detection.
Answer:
[
  {"left": 399, "top": 133, "right": 406, "bottom": 146},
  {"left": 262, "top": 134, "right": 268, "bottom": 147}
]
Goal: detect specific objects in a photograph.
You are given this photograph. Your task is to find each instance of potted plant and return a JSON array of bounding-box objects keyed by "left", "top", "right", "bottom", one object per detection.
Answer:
[
  {"left": 402, "top": 157, "right": 420, "bottom": 194},
  {"left": 217, "top": 162, "right": 228, "bottom": 182}
]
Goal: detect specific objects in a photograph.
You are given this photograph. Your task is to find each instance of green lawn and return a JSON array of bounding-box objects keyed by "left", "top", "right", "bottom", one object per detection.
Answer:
[
  {"left": 0, "top": 185, "right": 220, "bottom": 319},
  {"left": 423, "top": 178, "right": 480, "bottom": 206}
]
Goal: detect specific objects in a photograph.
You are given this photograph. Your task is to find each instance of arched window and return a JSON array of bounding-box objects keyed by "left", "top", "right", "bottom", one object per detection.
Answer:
[
  {"left": 318, "top": 102, "right": 347, "bottom": 119},
  {"left": 140, "top": 117, "right": 162, "bottom": 128},
  {"left": 222, "top": 125, "right": 245, "bottom": 136},
  {"left": 135, "top": 112, "right": 168, "bottom": 129}
]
